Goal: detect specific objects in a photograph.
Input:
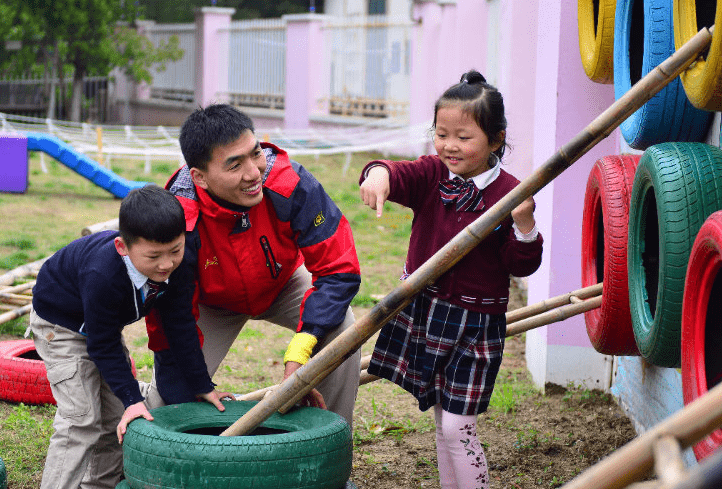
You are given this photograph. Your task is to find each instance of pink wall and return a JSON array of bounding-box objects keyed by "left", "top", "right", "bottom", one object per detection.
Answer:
[{"left": 528, "top": 0, "right": 619, "bottom": 349}]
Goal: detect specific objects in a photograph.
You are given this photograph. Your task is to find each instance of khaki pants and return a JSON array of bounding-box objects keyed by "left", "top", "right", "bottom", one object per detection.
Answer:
[
  {"left": 30, "top": 311, "right": 161, "bottom": 489},
  {"left": 155, "top": 264, "right": 361, "bottom": 428}
]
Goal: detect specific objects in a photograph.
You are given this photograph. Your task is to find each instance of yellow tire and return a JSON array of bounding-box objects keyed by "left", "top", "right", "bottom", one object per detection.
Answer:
[
  {"left": 674, "top": 0, "right": 722, "bottom": 110},
  {"left": 578, "top": 0, "right": 616, "bottom": 83}
]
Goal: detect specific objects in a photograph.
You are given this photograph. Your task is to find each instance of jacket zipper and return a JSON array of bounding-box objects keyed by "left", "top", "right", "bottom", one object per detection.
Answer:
[{"left": 260, "top": 235, "right": 282, "bottom": 279}]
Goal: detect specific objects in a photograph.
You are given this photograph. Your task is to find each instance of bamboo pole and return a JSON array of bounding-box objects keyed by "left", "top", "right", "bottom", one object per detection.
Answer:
[
  {"left": 236, "top": 284, "right": 601, "bottom": 403},
  {"left": 505, "top": 282, "right": 602, "bottom": 324},
  {"left": 360, "top": 354, "right": 371, "bottom": 371},
  {"left": 81, "top": 218, "right": 119, "bottom": 236},
  {"left": 0, "top": 257, "right": 51, "bottom": 287},
  {"left": 561, "top": 380, "right": 722, "bottom": 489},
  {"left": 665, "top": 445, "right": 722, "bottom": 489},
  {"left": 0, "top": 304, "right": 32, "bottom": 325},
  {"left": 0, "top": 292, "right": 33, "bottom": 306},
  {"left": 653, "top": 436, "right": 686, "bottom": 486},
  {"left": 505, "top": 295, "right": 602, "bottom": 337},
  {"left": 219, "top": 26, "right": 714, "bottom": 438},
  {"left": 0, "top": 281, "right": 35, "bottom": 295}
]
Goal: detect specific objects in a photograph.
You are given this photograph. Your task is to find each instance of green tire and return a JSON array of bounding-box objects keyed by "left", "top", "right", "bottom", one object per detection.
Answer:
[
  {"left": 122, "top": 401, "right": 352, "bottom": 489},
  {"left": 0, "top": 456, "right": 7, "bottom": 489},
  {"left": 628, "top": 142, "right": 722, "bottom": 367}
]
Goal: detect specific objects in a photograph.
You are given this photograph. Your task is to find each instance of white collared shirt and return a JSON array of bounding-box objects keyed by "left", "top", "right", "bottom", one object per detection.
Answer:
[
  {"left": 450, "top": 165, "right": 539, "bottom": 242},
  {"left": 121, "top": 255, "right": 169, "bottom": 302}
]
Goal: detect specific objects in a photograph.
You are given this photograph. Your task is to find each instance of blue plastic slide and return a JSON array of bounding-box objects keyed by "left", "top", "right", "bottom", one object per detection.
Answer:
[{"left": 25, "top": 132, "right": 148, "bottom": 198}]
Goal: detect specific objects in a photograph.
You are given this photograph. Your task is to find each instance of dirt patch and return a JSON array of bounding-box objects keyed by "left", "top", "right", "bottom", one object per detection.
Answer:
[{"left": 351, "top": 334, "right": 636, "bottom": 488}]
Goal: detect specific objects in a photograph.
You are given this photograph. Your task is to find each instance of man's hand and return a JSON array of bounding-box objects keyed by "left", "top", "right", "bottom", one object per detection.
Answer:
[
  {"left": 117, "top": 401, "right": 154, "bottom": 444},
  {"left": 360, "top": 165, "right": 391, "bottom": 218},
  {"left": 197, "top": 389, "right": 235, "bottom": 411},
  {"left": 283, "top": 361, "right": 326, "bottom": 409}
]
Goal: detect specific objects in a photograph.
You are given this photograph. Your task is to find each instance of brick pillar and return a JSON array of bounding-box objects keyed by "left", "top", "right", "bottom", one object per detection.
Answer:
[{"left": 194, "top": 7, "right": 235, "bottom": 107}]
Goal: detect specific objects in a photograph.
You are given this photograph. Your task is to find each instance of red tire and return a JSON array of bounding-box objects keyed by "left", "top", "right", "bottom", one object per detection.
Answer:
[
  {"left": 682, "top": 211, "right": 722, "bottom": 460},
  {"left": 581, "top": 154, "right": 640, "bottom": 355},
  {"left": 0, "top": 339, "right": 55, "bottom": 405},
  {"left": 0, "top": 339, "right": 137, "bottom": 406}
]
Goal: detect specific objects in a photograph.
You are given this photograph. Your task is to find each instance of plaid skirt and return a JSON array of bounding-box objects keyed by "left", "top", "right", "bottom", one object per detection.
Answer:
[{"left": 367, "top": 291, "right": 506, "bottom": 415}]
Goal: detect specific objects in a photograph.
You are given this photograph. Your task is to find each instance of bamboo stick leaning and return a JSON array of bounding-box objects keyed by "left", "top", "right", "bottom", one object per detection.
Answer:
[
  {"left": 236, "top": 282, "right": 602, "bottom": 401},
  {"left": 219, "top": 25, "right": 715, "bottom": 438}
]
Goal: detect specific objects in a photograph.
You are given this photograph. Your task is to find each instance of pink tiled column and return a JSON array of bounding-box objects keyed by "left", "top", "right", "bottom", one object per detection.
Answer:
[
  {"left": 194, "top": 7, "right": 235, "bottom": 108},
  {"left": 283, "top": 14, "right": 328, "bottom": 129},
  {"left": 526, "top": 0, "right": 620, "bottom": 391}
]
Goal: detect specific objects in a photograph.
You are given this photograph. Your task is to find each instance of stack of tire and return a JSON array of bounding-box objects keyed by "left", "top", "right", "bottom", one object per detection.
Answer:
[
  {"left": 579, "top": 0, "right": 722, "bottom": 461},
  {"left": 118, "top": 401, "right": 353, "bottom": 489}
]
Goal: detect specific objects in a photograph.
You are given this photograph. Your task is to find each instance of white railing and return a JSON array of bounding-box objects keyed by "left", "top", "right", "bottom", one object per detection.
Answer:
[
  {"left": 147, "top": 23, "right": 196, "bottom": 99},
  {"left": 222, "top": 18, "right": 286, "bottom": 109},
  {"left": 322, "top": 15, "right": 414, "bottom": 121}
]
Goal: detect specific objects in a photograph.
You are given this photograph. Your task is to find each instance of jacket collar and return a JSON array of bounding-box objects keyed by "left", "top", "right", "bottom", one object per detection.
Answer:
[{"left": 167, "top": 141, "right": 287, "bottom": 231}]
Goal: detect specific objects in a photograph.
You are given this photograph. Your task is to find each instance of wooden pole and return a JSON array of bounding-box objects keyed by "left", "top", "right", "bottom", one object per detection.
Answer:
[
  {"left": 81, "top": 218, "right": 119, "bottom": 236},
  {"left": 219, "top": 26, "right": 714, "bottom": 437},
  {"left": 0, "top": 304, "right": 32, "bottom": 325},
  {"left": 0, "top": 257, "right": 51, "bottom": 286},
  {"left": 505, "top": 295, "right": 602, "bottom": 337},
  {"left": 0, "top": 292, "right": 33, "bottom": 306},
  {"left": 506, "top": 282, "right": 602, "bottom": 324},
  {"left": 0, "top": 281, "right": 35, "bottom": 295},
  {"left": 235, "top": 282, "right": 600, "bottom": 403}
]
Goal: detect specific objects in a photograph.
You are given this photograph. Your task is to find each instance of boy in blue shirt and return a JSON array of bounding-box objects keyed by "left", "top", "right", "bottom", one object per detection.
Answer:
[{"left": 30, "top": 184, "right": 230, "bottom": 489}]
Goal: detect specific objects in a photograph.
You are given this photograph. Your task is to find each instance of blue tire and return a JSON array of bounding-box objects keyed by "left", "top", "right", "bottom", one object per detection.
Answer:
[{"left": 613, "top": 0, "right": 712, "bottom": 150}]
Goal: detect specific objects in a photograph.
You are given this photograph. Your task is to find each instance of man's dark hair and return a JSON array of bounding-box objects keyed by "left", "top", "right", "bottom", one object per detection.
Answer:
[
  {"left": 118, "top": 185, "right": 185, "bottom": 246},
  {"left": 179, "top": 104, "right": 255, "bottom": 170}
]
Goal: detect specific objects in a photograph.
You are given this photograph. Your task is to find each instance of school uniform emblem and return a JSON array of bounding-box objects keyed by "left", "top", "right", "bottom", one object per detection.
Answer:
[{"left": 314, "top": 212, "right": 325, "bottom": 226}]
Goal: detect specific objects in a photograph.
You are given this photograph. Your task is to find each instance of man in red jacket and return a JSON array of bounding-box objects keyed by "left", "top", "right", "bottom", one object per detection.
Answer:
[{"left": 146, "top": 104, "right": 361, "bottom": 425}]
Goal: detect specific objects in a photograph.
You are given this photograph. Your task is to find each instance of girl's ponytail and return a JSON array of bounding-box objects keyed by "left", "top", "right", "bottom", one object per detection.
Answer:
[{"left": 460, "top": 71, "right": 486, "bottom": 85}]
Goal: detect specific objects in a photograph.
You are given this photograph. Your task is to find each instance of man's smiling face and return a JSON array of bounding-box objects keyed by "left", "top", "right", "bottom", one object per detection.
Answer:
[{"left": 189, "top": 129, "right": 267, "bottom": 208}]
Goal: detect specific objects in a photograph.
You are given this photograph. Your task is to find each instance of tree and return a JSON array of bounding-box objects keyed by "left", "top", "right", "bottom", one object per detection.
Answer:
[
  {"left": 135, "top": 0, "right": 323, "bottom": 23},
  {"left": 1, "top": 0, "right": 182, "bottom": 121}
]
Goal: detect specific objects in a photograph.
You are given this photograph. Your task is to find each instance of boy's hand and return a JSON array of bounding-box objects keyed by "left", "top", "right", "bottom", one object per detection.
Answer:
[
  {"left": 511, "top": 196, "right": 536, "bottom": 235},
  {"left": 117, "top": 401, "right": 154, "bottom": 444},
  {"left": 360, "top": 165, "right": 390, "bottom": 218},
  {"left": 283, "top": 361, "right": 327, "bottom": 409},
  {"left": 197, "top": 389, "right": 234, "bottom": 411}
]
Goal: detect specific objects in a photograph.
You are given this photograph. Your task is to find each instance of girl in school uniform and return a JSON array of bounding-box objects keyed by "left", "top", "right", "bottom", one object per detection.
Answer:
[{"left": 359, "top": 70, "right": 543, "bottom": 488}]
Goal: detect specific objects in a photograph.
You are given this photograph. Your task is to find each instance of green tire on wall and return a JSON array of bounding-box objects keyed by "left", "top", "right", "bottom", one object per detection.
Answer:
[
  {"left": 0, "top": 456, "right": 7, "bottom": 489},
  {"left": 122, "top": 401, "right": 352, "bottom": 489},
  {"left": 628, "top": 142, "right": 722, "bottom": 367}
]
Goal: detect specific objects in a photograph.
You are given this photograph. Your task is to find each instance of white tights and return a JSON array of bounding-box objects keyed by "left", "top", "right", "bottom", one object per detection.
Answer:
[{"left": 434, "top": 404, "right": 489, "bottom": 489}]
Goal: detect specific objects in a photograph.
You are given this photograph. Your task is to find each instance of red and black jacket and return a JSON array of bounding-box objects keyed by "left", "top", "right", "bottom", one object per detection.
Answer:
[{"left": 147, "top": 143, "right": 361, "bottom": 350}]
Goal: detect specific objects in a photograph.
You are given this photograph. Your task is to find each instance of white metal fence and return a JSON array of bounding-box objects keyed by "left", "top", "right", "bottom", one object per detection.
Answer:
[
  {"left": 322, "top": 15, "right": 414, "bottom": 120},
  {"left": 223, "top": 18, "right": 286, "bottom": 109},
  {"left": 141, "top": 14, "right": 414, "bottom": 120},
  {"left": 147, "top": 23, "right": 196, "bottom": 103}
]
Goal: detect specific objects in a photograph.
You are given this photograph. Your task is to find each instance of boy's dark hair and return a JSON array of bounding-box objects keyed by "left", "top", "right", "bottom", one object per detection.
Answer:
[
  {"left": 119, "top": 185, "right": 186, "bottom": 246},
  {"left": 433, "top": 70, "right": 509, "bottom": 160},
  {"left": 179, "top": 104, "right": 255, "bottom": 170}
]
